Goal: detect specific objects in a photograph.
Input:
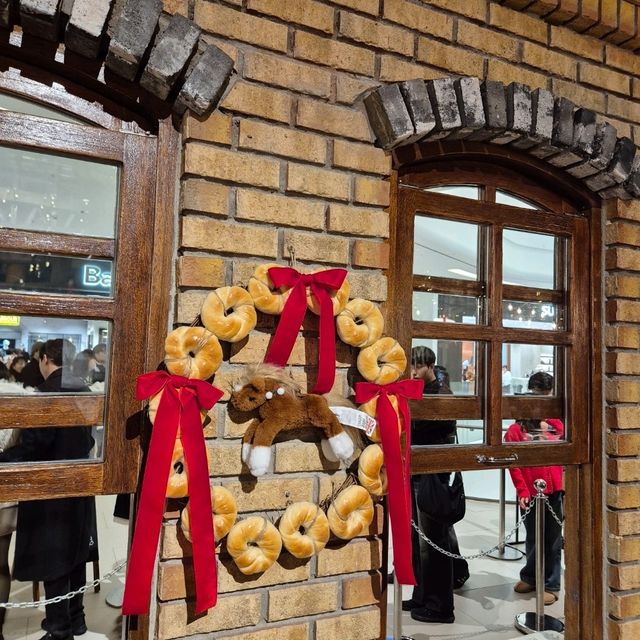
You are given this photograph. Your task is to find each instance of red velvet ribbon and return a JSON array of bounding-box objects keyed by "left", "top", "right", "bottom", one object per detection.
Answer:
[
  {"left": 264, "top": 267, "right": 347, "bottom": 394},
  {"left": 355, "top": 378, "right": 424, "bottom": 585},
  {"left": 122, "top": 371, "right": 223, "bottom": 615}
]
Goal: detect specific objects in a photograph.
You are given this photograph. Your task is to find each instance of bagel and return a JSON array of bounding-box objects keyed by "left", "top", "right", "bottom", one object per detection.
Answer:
[
  {"left": 327, "top": 485, "right": 374, "bottom": 540},
  {"left": 164, "top": 326, "right": 223, "bottom": 380},
  {"left": 226, "top": 516, "right": 282, "bottom": 575},
  {"left": 248, "top": 263, "right": 292, "bottom": 315},
  {"left": 278, "top": 502, "right": 330, "bottom": 558},
  {"left": 180, "top": 485, "right": 237, "bottom": 542},
  {"left": 201, "top": 286, "right": 257, "bottom": 343},
  {"left": 359, "top": 394, "right": 401, "bottom": 443},
  {"left": 306, "top": 269, "right": 350, "bottom": 316},
  {"left": 357, "top": 337, "right": 406, "bottom": 384},
  {"left": 166, "top": 439, "right": 212, "bottom": 499},
  {"left": 336, "top": 298, "right": 384, "bottom": 348},
  {"left": 358, "top": 444, "right": 388, "bottom": 496}
]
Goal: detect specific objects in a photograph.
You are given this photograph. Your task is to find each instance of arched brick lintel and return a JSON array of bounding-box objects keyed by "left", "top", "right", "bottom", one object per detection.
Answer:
[
  {"left": 362, "top": 77, "right": 640, "bottom": 201},
  {"left": 4, "top": 0, "right": 234, "bottom": 118}
]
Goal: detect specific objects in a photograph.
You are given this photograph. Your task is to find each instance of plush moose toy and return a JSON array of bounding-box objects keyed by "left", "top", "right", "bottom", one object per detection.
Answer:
[{"left": 230, "top": 364, "right": 355, "bottom": 476}]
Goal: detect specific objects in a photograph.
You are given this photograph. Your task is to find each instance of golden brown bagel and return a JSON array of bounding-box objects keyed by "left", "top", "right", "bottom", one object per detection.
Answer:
[
  {"left": 201, "top": 286, "right": 257, "bottom": 343},
  {"left": 248, "top": 263, "right": 292, "bottom": 315},
  {"left": 327, "top": 485, "right": 374, "bottom": 540},
  {"left": 357, "top": 337, "right": 406, "bottom": 384},
  {"left": 166, "top": 439, "right": 213, "bottom": 499},
  {"left": 226, "top": 516, "right": 282, "bottom": 575},
  {"left": 358, "top": 394, "right": 401, "bottom": 443},
  {"left": 358, "top": 444, "right": 388, "bottom": 496},
  {"left": 278, "top": 502, "right": 330, "bottom": 558},
  {"left": 336, "top": 298, "right": 384, "bottom": 348},
  {"left": 180, "top": 486, "right": 238, "bottom": 542},
  {"left": 306, "top": 269, "right": 350, "bottom": 316},
  {"left": 164, "top": 327, "right": 222, "bottom": 380}
]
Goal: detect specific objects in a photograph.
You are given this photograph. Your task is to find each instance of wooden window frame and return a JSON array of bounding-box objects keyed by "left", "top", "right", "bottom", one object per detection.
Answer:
[
  {"left": 387, "top": 141, "right": 604, "bottom": 639},
  {"left": 0, "top": 73, "right": 177, "bottom": 501}
]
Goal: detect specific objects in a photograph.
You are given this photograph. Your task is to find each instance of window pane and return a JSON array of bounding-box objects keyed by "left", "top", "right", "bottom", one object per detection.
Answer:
[
  {"left": 412, "top": 338, "right": 482, "bottom": 396},
  {"left": 413, "top": 416, "right": 484, "bottom": 447},
  {"left": 496, "top": 190, "right": 539, "bottom": 209},
  {"left": 503, "top": 300, "right": 563, "bottom": 330},
  {"left": 0, "top": 92, "right": 89, "bottom": 125},
  {"left": 0, "top": 251, "right": 113, "bottom": 297},
  {"left": 414, "top": 216, "right": 479, "bottom": 280},
  {"left": 503, "top": 415, "right": 566, "bottom": 444},
  {"left": 423, "top": 185, "right": 480, "bottom": 200},
  {"left": 0, "top": 146, "right": 119, "bottom": 238},
  {"left": 503, "top": 229, "right": 556, "bottom": 289},
  {"left": 413, "top": 291, "right": 480, "bottom": 324},
  {"left": 501, "top": 344, "right": 558, "bottom": 396}
]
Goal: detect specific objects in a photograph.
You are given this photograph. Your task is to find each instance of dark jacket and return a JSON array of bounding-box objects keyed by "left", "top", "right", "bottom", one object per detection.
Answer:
[
  {"left": 0, "top": 367, "right": 97, "bottom": 581},
  {"left": 411, "top": 377, "right": 457, "bottom": 446},
  {"left": 20, "top": 357, "right": 44, "bottom": 389}
]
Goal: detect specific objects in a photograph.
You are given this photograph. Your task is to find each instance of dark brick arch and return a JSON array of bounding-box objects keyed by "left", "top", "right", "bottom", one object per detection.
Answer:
[
  {"left": 362, "top": 77, "right": 640, "bottom": 201},
  {"left": 2, "top": 0, "right": 234, "bottom": 117}
]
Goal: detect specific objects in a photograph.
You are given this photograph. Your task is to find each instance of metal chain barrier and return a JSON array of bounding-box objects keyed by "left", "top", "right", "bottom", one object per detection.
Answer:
[
  {"left": 0, "top": 559, "right": 127, "bottom": 609},
  {"left": 412, "top": 496, "right": 556, "bottom": 561},
  {"left": 545, "top": 498, "right": 564, "bottom": 528}
]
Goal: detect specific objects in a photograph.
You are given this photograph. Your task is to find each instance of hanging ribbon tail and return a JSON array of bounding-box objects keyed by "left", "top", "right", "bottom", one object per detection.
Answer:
[
  {"left": 264, "top": 272, "right": 307, "bottom": 368},
  {"left": 180, "top": 390, "right": 218, "bottom": 613},
  {"left": 122, "top": 384, "right": 179, "bottom": 615},
  {"left": 123, "top": 375, "right": 223, "bottom": 616},
  {"left": 311, "top": 282, "right": 336, "bottom": 394}
]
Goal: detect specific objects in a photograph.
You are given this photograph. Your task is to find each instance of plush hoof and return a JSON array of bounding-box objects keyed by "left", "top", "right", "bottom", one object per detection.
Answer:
[
  {"left": 249, "top": 446, "right": 271, "bottom": 477},
  {"left": 320, "top": 438, "right": 339, "bottom": 462},
  {"left": 328, "top": 431, "right": 354, "bottom": 462},
  {"left": 241, "top": 442, "right": 252, "bottom": 464}
]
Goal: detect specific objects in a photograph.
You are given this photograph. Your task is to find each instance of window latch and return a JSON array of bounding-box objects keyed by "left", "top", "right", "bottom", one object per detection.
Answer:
[{"left": 476, "top": 454, "right": 519, "bottom": 464}]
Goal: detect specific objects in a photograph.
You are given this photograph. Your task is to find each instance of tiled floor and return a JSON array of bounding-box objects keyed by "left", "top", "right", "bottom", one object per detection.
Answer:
[
  {"left": 3, "top": 495, "right": 127, "bottom": 640},
  {"left": 3, "top": 497, "right": 563, "bottom": 640},
  {"left": 387, "top": 499, "right": 565, "bottom": 639}
]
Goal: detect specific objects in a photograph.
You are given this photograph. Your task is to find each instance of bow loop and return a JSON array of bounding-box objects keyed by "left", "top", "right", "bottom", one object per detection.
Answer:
[{"left": 136, "top": 371, "right": 223, "bottom": 411}]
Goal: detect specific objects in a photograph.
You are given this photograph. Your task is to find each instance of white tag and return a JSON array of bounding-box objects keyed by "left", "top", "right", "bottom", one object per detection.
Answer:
[{"left": 329, "top": 406, "right": 377, "bottom": 437}]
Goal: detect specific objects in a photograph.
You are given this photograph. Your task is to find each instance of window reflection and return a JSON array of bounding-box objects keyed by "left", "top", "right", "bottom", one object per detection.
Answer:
[
  {"left": 0, "top": 251, "right": 112, "bottom": 297},
  {"left": 496, "top": 190, "right": 539, "bottom": 209},
  {"left": 503, "top": 229, "right": 556, "bottom": 289},
  {"left": 413, "top": 216, "right": 479, "bottom": 280},
  {"left": 423, "top": 185, "right": 480, "bottom": 200},
  {"left": 413, "top": 291, "right": 480, "bottom": 324},
  {"left": 501, "top": 344, "right": 557, "bottom": 396},
  {"left": 0, "top": 92, "right": 90, "bottom": 125},
  {"left": 503, "top": 300, "right": 562, "bottom": 331},
  {"left": 412, "top": 338, "right": 481, "bottom": 396}
]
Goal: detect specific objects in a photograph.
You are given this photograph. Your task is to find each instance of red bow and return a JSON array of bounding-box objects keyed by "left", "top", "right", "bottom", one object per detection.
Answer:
[
  {"left": 122, "top": 371, "right": 223, "bottom": 615},
  {"left": 264, "top": 267, "right": 347, "bottom": 394},
  {"left": 355, "top": 378, "right": 424, "bottom": 585}
]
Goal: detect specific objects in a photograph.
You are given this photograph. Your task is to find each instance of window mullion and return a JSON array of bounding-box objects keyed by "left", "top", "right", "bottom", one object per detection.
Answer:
[{"left": 487, "top": 224, "right": 503, "bottom": 447}]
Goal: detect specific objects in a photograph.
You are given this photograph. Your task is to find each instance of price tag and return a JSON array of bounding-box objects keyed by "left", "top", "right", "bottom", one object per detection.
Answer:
[{"left": 329, "top": 406, "right": 377, "bottom": 437}]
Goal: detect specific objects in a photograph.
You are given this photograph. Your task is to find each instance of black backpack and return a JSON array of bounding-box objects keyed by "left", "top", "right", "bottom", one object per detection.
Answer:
[{"left": 416, "top": 472, "right": 466, "bottom": 525}]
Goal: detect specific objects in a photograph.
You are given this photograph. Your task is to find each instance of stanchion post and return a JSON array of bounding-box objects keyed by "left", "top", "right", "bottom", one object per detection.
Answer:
[
  {"left": 514, "top": 478, "right": 564, "bottom": 635},
  {"left": 393, "top": 575, "right": 402, "bottom": 640}
]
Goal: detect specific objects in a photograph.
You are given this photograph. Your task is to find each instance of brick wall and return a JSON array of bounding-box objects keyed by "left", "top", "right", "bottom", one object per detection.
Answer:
[{"left": 159, "top": 0, "right": 640, "bottom": 638}]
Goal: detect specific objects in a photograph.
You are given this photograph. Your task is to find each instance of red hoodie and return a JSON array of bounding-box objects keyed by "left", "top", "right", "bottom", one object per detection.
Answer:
[{"left": 504, "top": 419, "right": 564, "bottom": 498}]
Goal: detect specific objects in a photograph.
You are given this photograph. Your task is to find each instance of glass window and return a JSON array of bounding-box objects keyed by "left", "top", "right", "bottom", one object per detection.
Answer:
[
  {"left": 412, "top": 338, "right": 482, "bottom": 396},
  {"left": 501, "top": 344, "right": 558, "bottom": 396},
  {"left": 424, "top": 185, "right": 480, "bottom": 200},
  {"left": 503, "top": 300, "right": 563, "bottom": 330},
  {"left": 496, "top": 190, "right": 539, "bottom": 209},
  {"left": 413, "top": 291, "right": 481, "bottom": 324},
  {"left": 0, "top": 92, "right": 89, "bottom": 125},
  {"left": 0, "top": 146, "right": 119, "bottom": 238},
  {"left": 503, "top": 229, "right": 556, "bottom": 289},
  {"left": 414, "top": 216, "right": 479, "bottom": 280},
  {"left": 0, "top": 251, "right": 113, "bottom": 297}
]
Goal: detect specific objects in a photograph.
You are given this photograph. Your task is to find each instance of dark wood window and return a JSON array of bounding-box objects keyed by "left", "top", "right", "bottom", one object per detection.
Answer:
[
  {"left": 390, "top": 159, "right": 592, "bottom": 474},
  {"left": 0, "top": 75, "right": 175, "bottom": 501}
]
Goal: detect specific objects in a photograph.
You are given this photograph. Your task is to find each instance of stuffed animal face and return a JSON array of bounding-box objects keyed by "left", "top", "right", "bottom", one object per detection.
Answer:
[{"left": 230, "top": 377, "right": 267, "bottom": 412}]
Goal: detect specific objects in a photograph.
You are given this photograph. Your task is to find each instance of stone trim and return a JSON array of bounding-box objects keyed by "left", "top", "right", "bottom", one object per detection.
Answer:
[
  {"left": 363, "top": 77, "right": 640, "bottom": 201},
  {"left": 2, "top": 0, "right": 234, "bottom": 117}
]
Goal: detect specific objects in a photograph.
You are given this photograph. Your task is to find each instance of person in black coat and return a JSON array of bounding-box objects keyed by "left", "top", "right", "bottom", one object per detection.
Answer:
[
  {"left": 0, "top": 339, "right": 96, "bottom": 640},
  {"left": 20, "top": 341, "right": 45, "bottom": 389},
  {"left": 404, "top": 346, "right": 469, "bottom": 624}
]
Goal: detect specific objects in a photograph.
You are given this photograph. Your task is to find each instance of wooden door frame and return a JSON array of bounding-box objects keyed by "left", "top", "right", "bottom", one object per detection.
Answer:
[{"left": 386, "top": 150, "right": 604, "bottom": 639}]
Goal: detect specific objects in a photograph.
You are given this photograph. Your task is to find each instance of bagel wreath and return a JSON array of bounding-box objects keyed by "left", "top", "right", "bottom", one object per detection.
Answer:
[{"left": 146, "top": 262, "right": 408, "bottom": 577}]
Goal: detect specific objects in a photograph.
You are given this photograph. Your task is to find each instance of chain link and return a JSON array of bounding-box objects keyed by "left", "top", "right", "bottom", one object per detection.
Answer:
[
  {"left": 0, "top": 560, "right": 127, "bottom": 609},
  {"left": 412, "top": 498, "right": 541, "bottom": 561},
  {"left": 545, "top": 498, "right": 564, "bottom": 528}
]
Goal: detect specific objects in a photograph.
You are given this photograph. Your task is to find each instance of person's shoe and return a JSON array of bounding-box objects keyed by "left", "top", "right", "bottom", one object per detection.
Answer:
[
  {"left": 42, "top": 615, "right": 87, "bottom": 636},
  {"left": 387, "top": 571, "right": 394, "bottom": 584},
  {"left": 38, "top": 632, "right": 73, "bottom": 640},
  {"left": 544, "top": 591, "right": 559, "bottom": 605},
  {"left": 410, "top": 607, "right": 455, "bottom": 624},
  {"left": 401, "top": 599, "right": 420, "bottom": 611},
  {"left": 514, "top": 580, "right": 535, "bottom": 593}
]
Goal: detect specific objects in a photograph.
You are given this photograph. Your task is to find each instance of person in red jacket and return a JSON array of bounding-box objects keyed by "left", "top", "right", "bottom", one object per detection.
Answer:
[{"left": 504, "top": 371, "right": 564, "bottom": 605}]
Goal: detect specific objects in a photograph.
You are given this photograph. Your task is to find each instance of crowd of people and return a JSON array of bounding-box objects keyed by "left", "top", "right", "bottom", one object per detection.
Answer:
[
  {"left": 404, "top": 347, "right": 564, "bottom": 625},
  {"left": 0, "top": 338, "right": 107, "bottom": 640}
]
